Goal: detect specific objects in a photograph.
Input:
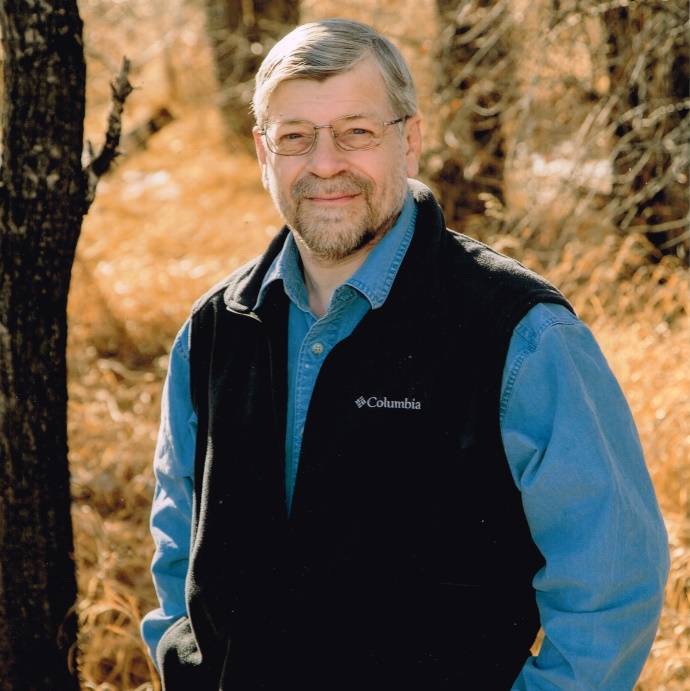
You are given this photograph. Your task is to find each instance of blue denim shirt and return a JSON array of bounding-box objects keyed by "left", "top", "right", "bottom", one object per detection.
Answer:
[
  {"left": 257, "top": 192, "right": 418, "bottom": 514},
  {"left": 142, "top": 195, "right": 669, "bottom": 689}
]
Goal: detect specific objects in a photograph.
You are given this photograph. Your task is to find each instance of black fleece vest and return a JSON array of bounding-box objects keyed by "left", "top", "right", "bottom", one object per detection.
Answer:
[{"left": 157, "top": 182, "right": 573, "bottom": 690}]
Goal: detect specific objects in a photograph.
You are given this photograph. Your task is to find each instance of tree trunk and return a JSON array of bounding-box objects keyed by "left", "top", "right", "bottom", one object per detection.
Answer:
[
  {"left": 0, "top": 2, "right": 87, "bottom": 688},
  {"left": 205, "top": 0, "right": 300, "bottom": 152},
  {"left": 431, "top": 0, "right": 515, "bottom": 234},
  {"left": 604, "top": 0, "right": 689, "bottom": 257}
]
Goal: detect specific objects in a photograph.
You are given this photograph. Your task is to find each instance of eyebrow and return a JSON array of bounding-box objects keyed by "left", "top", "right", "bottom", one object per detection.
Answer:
[{"left": 268, "top": 113, "right": 373, "bottom": 125}]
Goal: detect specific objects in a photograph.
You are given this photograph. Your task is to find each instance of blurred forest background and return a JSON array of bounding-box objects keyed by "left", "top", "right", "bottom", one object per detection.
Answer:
[{"left": 19, "top": 0, "right": 688, "bottom": 687}]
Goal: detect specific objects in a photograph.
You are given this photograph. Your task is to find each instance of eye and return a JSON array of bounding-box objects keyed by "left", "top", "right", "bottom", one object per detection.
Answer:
[
  {"left": 281, "top": 131, "right": 308, "bottom": 141},
  {"left": 267, "top": 122, "right": 315, "bottom": 153},
  {"left": 335, "top": 118, "right": 380, "bottom": 150},
  {"left": 347, "top": 127, "right": 374, "bottom": 136},
  {"left": 276, "top": 127, "right": 312, "bottom": 139},
  {"left": 271, "top": 122, "right": 313, "bottom": 140}
]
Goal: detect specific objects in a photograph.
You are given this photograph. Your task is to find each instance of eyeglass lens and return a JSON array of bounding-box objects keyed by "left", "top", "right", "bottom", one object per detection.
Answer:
[{"left": 265, "top": 116, "right": 389, "bottom": 155}]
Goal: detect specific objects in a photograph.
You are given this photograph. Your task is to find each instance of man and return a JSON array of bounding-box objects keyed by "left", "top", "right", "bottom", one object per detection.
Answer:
[{"left": 141, "top": 18, "right": 669, "bottom": 690}]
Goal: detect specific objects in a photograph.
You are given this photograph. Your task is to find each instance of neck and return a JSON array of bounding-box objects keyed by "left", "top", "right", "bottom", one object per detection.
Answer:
[{"left": 297, "top": 244, "right": 374, "bottom": 319}]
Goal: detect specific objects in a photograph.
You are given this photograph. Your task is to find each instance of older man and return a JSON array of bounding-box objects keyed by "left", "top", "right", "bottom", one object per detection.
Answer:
[{"left": 142, "top": 18, "right": 669, "bottom": 690}]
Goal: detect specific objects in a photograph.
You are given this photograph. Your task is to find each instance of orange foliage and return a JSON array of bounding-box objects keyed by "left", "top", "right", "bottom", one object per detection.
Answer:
[{"left": 69, "top": 2, "right": 688, "bottom": 689}]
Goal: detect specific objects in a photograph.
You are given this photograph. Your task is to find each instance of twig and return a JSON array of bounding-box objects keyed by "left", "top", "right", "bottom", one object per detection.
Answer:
[
  {"left": 84, "top": 57, "right": 134, "bottom": 203},
  {"left": 659, "top": 228, "right": 690, "bottom": 250}
]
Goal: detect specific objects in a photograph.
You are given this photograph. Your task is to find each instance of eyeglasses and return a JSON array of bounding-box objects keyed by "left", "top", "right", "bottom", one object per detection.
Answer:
[{"left": 258, "top": 115, "right": 407, "bottom": 156}]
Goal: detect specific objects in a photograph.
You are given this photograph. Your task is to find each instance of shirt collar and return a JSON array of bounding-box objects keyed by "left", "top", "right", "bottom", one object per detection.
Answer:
[{"left": 255, "top": 190, "right": 417, "bottom": 312}]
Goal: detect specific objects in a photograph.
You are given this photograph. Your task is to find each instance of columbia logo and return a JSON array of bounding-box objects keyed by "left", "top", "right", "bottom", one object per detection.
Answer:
[{"left": 354, "top": 395, "right": 422, "bottom": 410}]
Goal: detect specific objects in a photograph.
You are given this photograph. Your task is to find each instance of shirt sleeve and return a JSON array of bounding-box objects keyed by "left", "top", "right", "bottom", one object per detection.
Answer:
[
  {"left": 501, "top": 303, "right": 669, "bottom": 691},
  {"left": 140, "top": 320, "right": 197, "bottom": 669}
]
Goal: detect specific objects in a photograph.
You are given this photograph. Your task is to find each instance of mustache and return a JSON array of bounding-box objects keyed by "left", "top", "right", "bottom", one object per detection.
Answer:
[{"left": 291, "top": 173, "right": 373, "bottom": 201}]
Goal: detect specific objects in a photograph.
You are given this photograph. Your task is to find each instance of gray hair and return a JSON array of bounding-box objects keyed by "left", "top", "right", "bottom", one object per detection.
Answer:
[{"left": 252, "top": 18, "right": 417, "bottom": 125}]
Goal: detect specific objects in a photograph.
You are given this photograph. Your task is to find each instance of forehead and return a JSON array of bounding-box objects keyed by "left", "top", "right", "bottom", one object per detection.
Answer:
[{"left": 266, "top": 58, "right": 391, "bottom": 123}]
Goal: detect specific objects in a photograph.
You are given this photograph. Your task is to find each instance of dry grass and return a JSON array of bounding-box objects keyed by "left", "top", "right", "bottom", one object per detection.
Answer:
[{"left": 69, "top": 1, "right": 689, "bottom": 688}]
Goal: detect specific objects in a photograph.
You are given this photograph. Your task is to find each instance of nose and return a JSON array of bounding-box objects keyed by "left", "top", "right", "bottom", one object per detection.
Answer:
[{"left": 304, "top": 127, "right": 350, "bottom": 179}]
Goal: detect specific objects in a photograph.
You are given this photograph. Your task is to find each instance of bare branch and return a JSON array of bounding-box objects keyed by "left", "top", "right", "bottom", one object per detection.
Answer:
[{"left": 84, "top": 57, "right": 133, "bottom": 203}]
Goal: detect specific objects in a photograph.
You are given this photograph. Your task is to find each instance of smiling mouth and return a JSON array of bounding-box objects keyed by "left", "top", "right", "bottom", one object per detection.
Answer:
[{"left": 305, "top": 193, "right": 361, "bottom": 203}]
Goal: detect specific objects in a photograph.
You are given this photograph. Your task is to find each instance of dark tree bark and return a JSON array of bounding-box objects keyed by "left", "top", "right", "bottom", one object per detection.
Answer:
[
  {"left": 205, "top": 0, "right": 300, "bottom": 152},
  {"left": 431, "top": 0, "right": 515, "bottom": 233},
  {"left": 604, "top": 0, "right": 689, "bottom": 257},
  {"left": 0, "top": 3, "right": 130, "bottom": 688}
]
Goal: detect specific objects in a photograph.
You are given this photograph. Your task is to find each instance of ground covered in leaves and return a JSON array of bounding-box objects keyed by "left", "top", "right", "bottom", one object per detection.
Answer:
[{"left": 69, "top": 1, "right": 689, "bottom": 688}]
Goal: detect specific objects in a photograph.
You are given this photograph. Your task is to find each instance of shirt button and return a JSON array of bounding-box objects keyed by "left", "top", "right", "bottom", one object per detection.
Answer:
[{"left": 311, "top": 343, "right": 324, "bottom": 355}]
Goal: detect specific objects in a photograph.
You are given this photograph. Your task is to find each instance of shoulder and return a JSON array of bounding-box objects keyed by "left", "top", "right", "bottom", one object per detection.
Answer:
[
  {"left": 190, "top": 256, "right": 261, "bottom": 318},
  {"left": 438, "top": 232, "right": 574, "bottom": 329},
  {"left": 501, "top": 303, "right": 612, "bottom": 424},
  {"left": 407, "top": 180, "right": 570, "bottom": 315},
  {"left": 190, "top": 227, "right": 291, "bottom": 319},
  {"left": 505, "top": 303, "right": 597, "bottom": 380},
  {"left": 446, "top": 232, "right": 558, "bottom": 291},
  {"left": 511, "top": 302, "right": 584, "bottom": 350}
]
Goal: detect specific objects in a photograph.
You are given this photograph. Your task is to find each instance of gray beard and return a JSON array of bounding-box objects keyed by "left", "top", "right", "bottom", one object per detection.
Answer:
[{"left": 284, "top": 172, "right": 405, "bottom": 262}]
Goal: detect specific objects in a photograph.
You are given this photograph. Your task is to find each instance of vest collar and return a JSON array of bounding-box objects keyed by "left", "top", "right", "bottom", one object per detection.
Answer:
[{"left": 222, "top": 180, "right": 447, "bottom": 317}]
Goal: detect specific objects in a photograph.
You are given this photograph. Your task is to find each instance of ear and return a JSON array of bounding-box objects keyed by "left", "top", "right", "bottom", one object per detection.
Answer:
[
  {"left": 403, "top": 114, "right": 422, "bottom": 179},
  {"left": 253, "top": 125, "right": 270, "bottom": 190}
]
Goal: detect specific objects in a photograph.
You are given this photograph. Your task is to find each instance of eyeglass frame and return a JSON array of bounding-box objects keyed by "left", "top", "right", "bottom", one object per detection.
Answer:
[{"left": 256, "top": 115, "right": 408, "bottom": 156}]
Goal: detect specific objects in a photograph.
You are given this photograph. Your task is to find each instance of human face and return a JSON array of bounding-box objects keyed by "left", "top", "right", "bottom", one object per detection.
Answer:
[{"left": 254, "top": 59, "right": 422, "bottom": 263}]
